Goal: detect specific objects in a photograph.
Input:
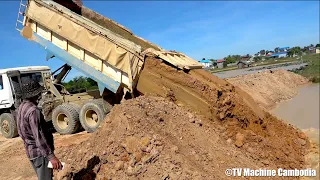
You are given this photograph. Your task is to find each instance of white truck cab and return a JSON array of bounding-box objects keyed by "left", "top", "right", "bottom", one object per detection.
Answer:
[{"left": 0, "top": 66, "right": 51, "bottom": 138}]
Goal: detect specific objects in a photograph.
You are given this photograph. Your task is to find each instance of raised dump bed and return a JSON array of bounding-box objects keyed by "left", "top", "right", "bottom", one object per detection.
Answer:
[
  {"left": 17, "top": 0, "right": 203, "bottom": 95},
  {"left": 12, "top": 0, "right": 204, "bottom": 135}
]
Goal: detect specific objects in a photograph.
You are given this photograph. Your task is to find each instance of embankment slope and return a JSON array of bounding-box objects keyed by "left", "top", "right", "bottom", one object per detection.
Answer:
[{"left": 227, "top": 69, "right": 309, "bottom": 110}]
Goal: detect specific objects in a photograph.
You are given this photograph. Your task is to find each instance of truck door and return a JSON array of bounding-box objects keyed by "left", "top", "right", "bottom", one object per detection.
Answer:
[{"left": 0, "top": 74, "right": 14, "bottom": 109}]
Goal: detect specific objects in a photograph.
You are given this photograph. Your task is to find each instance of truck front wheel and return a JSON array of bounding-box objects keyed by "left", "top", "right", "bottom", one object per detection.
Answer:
[
  {"left": 0, "top": 113, "right": 18, "bottom": 138},
  {"left": 52, "top": 104, "right": 80, "bottom": 134},
  {"left": 79, "top": 101, "right": 105, "bottom": 133}
]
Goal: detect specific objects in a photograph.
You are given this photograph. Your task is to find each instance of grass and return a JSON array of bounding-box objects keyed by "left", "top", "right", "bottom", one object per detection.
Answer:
[
  {"left": 292, "top": 54, "right": 320, "bottom": 83},
  {"left": 210, "top": 66, "right": 237, "bottom": 73}
]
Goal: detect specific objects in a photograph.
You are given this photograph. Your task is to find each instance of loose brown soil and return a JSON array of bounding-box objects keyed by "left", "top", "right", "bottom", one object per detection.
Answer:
[
  {"left": 54, "top": 96, "right": 265, "bottom": 179},
  {"left": 51, "top": 57, "right": 310, "bottom": 179},
  {"left": 0, "top": 60, "right": 314, "bottom": 179},
  {"left": 0, "top": 132, "right": 91, "bottom": 180},
  {"left": 1, "top": 1, "right": 315, "bottom": 179},
  {"left": 227, "top": 70, "right": 309, "bottom": 110}
]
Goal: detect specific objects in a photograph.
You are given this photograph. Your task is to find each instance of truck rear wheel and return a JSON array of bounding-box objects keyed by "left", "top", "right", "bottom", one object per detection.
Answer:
[
  {"left": 52, "top": 104, "right": 80, "bottom": 134},
  {"left": 0, "top": 113, "right": 18, "bottom": 138},
  {"left": 79, "top": 100, "right": 106, "bottom": 133}
]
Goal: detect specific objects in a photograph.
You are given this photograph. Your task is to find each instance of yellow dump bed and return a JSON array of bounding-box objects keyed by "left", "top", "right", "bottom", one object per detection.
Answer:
[{"left": 17, "top": 0, "right": 203, "bottom": 93}]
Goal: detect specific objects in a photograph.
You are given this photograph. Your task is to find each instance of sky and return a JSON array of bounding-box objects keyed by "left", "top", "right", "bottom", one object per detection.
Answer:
[{"left": 0, "top": 0, "right": 319, "bottom": 80}]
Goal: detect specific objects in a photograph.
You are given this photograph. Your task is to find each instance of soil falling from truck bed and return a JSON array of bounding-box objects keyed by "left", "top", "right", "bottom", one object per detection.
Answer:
[
  {"left": 135, "top": 57, "right": 309, "bottom": 169},
  {"left": 54, "top": 57, "right": 310, "bottom": 179}
]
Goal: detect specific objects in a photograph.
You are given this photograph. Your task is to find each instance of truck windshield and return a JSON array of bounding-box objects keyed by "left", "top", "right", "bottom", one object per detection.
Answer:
[{"left": 21, "top": 72, "right": 43, "bottom": 85}]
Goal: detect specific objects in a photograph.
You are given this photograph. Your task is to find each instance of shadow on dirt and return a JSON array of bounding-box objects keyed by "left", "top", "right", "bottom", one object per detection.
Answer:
[{"left": 73, "top": 155, "right": 100, "bottom": 180}]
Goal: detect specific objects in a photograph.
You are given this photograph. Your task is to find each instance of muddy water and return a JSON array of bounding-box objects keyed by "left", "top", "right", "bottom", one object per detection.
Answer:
[{"left": 271, "top": 84, "right": 319, "bottom": 129}]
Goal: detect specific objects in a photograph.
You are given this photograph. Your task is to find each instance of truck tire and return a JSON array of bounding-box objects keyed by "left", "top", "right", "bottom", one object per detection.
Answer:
[
  {"left": 79, "top": 100, "right": 106, "bottom": 133},
  {"left": 0, "top": 113, "right": 18, "bottom": 138},
  {"left": 90, "top": 99, "right": 112, "bottom": 114},
  {"left": 52, "top": 104, "right": 80, "bottom": 134},
  {"left": 68, "top": 103, "right": 82, "bottom": 132}
]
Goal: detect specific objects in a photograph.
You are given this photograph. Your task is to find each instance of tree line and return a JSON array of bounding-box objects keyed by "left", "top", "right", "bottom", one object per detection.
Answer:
[
  {"left": 257, "top": 44, "right": 319, "bottom": 57},
  {"left": 63, "top": 76, "right": 98, "bottom": 93},
  {"left": 204, "top": 43, "right": 319, "bottom": 64}
]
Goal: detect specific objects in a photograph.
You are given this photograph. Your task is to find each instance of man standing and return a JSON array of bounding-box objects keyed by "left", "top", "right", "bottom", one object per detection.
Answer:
[{"left": 16, "top": 78, "right": 62, "bottom": 180}]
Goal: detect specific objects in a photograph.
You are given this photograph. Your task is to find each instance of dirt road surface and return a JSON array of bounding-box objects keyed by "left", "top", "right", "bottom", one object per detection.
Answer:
[{"left": 0, "top": 132, "right": 91, "bottom": 180}]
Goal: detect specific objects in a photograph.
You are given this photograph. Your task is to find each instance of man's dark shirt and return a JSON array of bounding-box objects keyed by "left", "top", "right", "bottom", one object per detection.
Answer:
[{"left": 17, "top": 100, "right": 55, "bottom": 160}]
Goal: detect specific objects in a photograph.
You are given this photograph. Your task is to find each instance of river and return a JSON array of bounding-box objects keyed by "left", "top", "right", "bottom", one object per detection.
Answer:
[{"left": 271, "top": 84, "right": 319, "bottom": 130}]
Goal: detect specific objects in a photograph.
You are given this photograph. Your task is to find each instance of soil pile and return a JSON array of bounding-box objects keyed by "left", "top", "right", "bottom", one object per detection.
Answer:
[
  {"left": 136, "top": 58, "right": 309, "bottom": 169},
  {"left": 227, "top": 70, "right": 309, "bottom": 110},
  {"left": 55, "top": 96, "right": 264, "bottom": 179},
  {"left": 55, "top": 58, "right": 310, "bottom": 179}
]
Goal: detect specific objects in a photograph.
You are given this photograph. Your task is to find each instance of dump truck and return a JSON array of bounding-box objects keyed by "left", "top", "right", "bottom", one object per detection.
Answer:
[
  {"left": 0, "top": 66, "right": 51, "bottom": 138},
  {"left": 2, "top": 0, "right": 203, "bottom": 138}
]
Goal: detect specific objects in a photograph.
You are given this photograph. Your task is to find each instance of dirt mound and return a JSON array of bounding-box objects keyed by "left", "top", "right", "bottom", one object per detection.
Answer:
[
  {"left": 55, "top": 96, "right": 265, "bottom": 179},
  {"left": 135, "top": 58, "right": 309, "bottom": 169},
  {"left": 227, "top": 70, "right": 309, "bottom": 110},
  {"left": 55, "top": 58, "right": 310, "bottom": 179}
]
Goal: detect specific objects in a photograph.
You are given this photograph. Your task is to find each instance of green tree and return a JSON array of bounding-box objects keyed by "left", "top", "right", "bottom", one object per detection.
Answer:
[
  {"left": 209, "top": 59, "right": 217, "bottom": 67},
  {"left": 63, "top": 76, "right": 98, "bottom": 93},
  {"left": 253, "top": 56, "right": 262, "bottom": 62},
  {"left": 287, "top": 46, "right": 302, "bottom": 57},
  {"left": 224, "top": 55, "right": 241, "bottom": 64},
  {"left": 223, "top": 61, "right": 227, "bottom": 68},
  {"left": 274, "top": 47, "right": 279, "bottom": 53},
  {"left": 87, "top": 77, "right": 97, "bottom": 87},
  {"left": 260, "top": 50, "right": 266, "bottom": 56},
  {"left": 232, "top": 55, "right": 240, "bottom": 62},
  {"left": 225, "top": 55, "right": 234, "bottom": 64},
  {"left": 316, "top": 44, "right": 320, "bottom": 48}
]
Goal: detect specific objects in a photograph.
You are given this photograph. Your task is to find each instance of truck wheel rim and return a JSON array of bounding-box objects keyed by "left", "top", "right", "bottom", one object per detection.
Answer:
[
  {"left": 1, "top": 120, "right": 10, "bottom": 134},
  {"left": 57, "top": 113, "right": 69, "bottom": 129},
  {"left": 85, "top": 110, "right": 98, "bottom": 127}
]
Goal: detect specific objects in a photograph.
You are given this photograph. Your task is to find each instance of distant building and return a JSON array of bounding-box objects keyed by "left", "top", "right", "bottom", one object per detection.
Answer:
[
  {"left": 278, "top": 46, "right": 290, "bottom": 52},
  {"left": 240, "top": 55, "right": 251, "bottom": 61},
  {"left": 198, "top": 59, "right": 212, "bottom": 68},
  {"left": 309, "top": 47, "right": 315, "bottom": 52},
  {"left": 266, "top": 51, "right": 275, "bottom": 56},
  {"left": 309, "top": 47, "right": 319, "bottom": 54},
  {"left": 216, "top": 59, "right": 226, "bottom": 69},
  {"left": 237, "top": 60, "right": 252, "bottom": 69},
  {"left": 270, "top": 51, "right": 287, "bottom": 58}
]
